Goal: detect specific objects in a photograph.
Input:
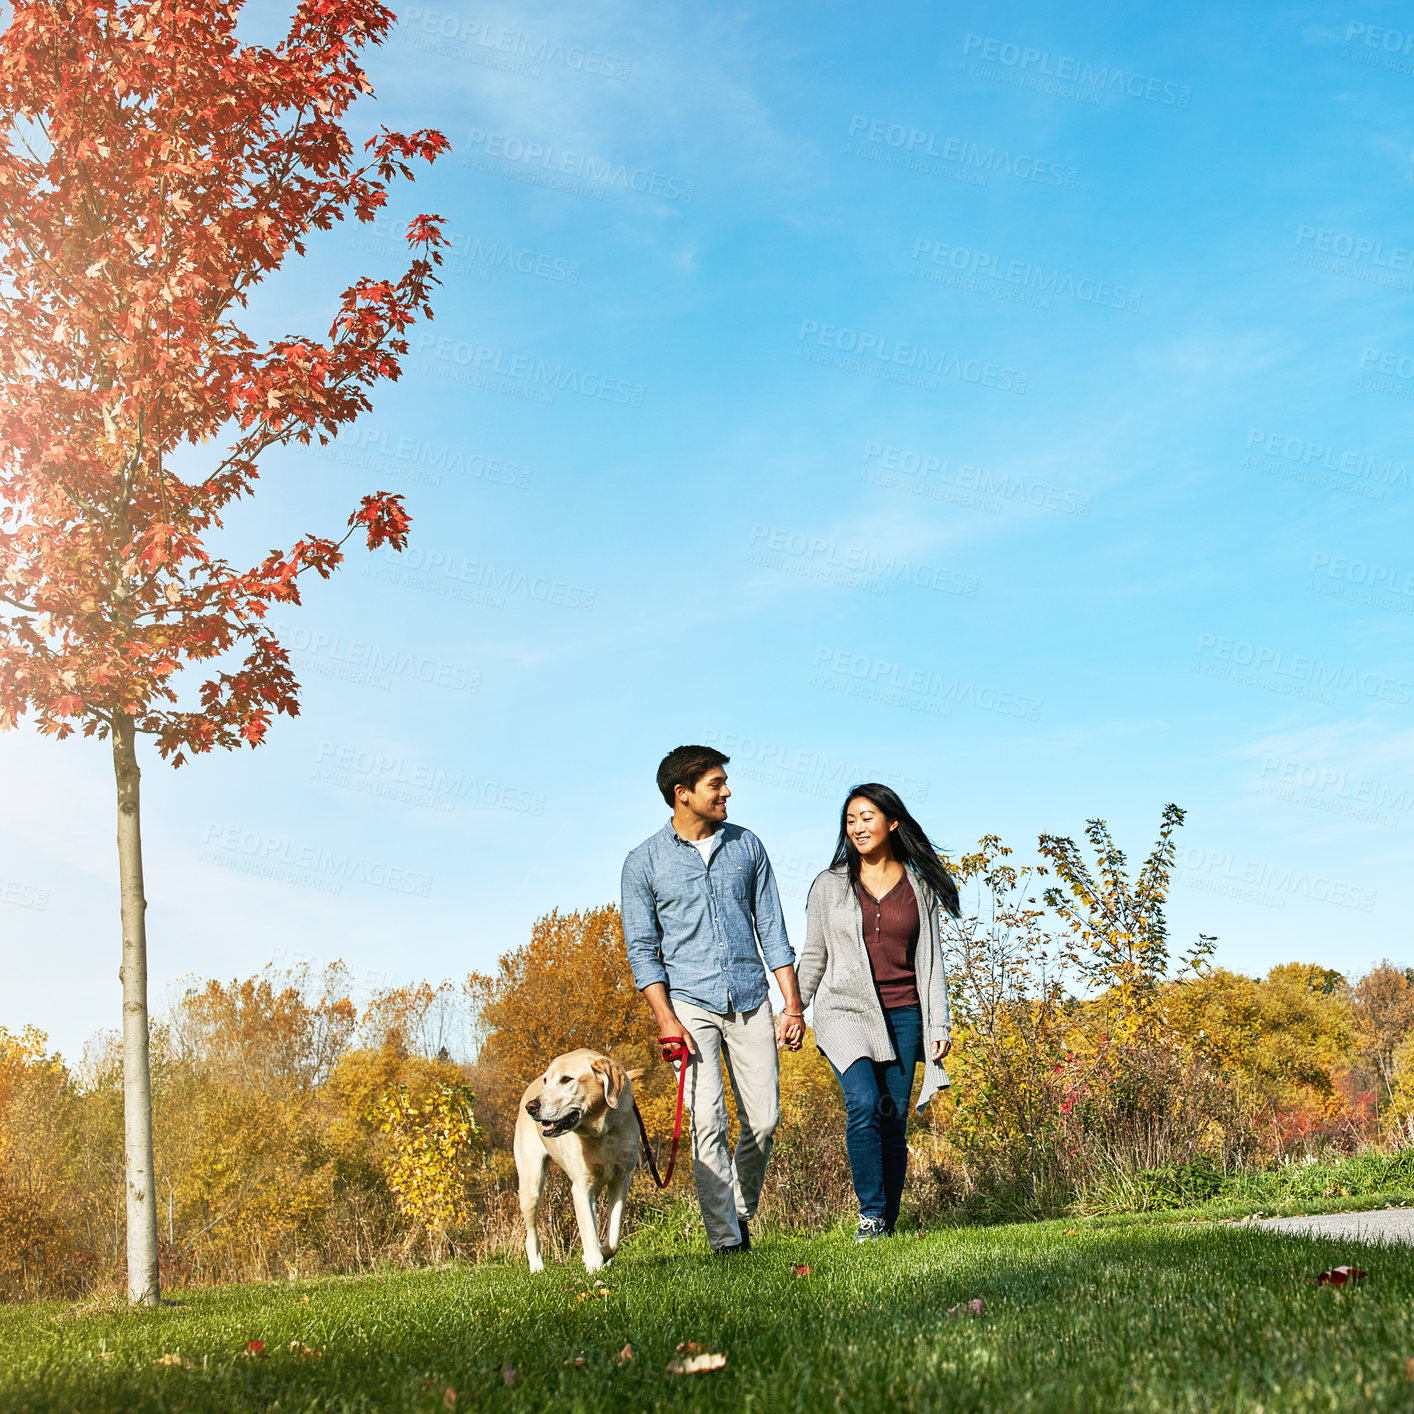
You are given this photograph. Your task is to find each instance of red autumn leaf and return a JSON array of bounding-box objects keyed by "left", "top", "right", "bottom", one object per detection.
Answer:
[
  {"left": 350, "top": 491, "right": 412, "bottom": 552},
  {"left": 1314, "top": 1266, "right": 1368, "bottom": 1285},
  {"left": 791, "top": 1263, "right": 811, "bottom": 1277},
  {"left": 245, "top": 1340, "right": 266, "bottom": 1358}
]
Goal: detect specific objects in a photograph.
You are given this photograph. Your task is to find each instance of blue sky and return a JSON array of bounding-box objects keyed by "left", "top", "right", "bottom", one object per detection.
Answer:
[{"left": 5, "top": 0, "right": 1414, "bottom": 1061}]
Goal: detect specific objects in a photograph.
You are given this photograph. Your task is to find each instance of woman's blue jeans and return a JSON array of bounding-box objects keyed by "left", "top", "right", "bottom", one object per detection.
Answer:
[{"left": 826, "top": 1004, "right": 923, "bottom": 1231}]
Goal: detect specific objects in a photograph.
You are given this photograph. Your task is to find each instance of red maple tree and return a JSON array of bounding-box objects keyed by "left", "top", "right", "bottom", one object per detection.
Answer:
[{"left": 0, "top": 0, "right": 447, "bottom": 1303}]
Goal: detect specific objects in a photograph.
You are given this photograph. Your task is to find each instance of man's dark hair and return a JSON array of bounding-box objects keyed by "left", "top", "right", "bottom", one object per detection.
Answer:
[{"left": 657, "top": 745, "right": 730, "bottom": 807}]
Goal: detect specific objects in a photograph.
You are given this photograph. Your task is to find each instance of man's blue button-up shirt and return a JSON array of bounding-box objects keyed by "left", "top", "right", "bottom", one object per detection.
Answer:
[{"left": 621, "top": 821, "right": 794, "bottom": 1015}]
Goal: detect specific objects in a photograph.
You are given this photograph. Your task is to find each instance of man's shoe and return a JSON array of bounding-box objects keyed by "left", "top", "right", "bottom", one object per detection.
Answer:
[
  {"left": 712, "top": 1241, "right": 748, "bottom": 1256},
  {"left": 853, "top": 1217, "right": 888, "bottom": 1243},
  {"left": 737, "top": 1217, "right": 750, "bottom": 1252}
]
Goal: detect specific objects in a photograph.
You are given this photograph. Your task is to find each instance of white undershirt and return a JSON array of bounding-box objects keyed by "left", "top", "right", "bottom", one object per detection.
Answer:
[{"left": 690, "top": 834, "right": 716, "bottom": 866}]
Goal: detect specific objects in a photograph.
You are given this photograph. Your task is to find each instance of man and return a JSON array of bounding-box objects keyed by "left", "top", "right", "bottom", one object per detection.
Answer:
[{"left": 621, "top": 745, "right": 805, "bottom": 1254}]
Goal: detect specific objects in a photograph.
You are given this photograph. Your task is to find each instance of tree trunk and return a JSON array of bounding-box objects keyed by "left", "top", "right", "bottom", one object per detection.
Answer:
[{"left": 114, "top": 711, "right": 160, "bottom": 1306}]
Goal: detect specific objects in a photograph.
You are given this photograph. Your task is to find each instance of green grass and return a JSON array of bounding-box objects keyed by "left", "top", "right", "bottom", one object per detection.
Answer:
[{"left": 5, "top": 1215, "right": 1414, "bottom": 1413}]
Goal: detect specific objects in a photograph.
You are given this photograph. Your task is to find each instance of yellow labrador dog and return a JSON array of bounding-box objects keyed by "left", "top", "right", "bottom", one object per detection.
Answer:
[{"left": 515, "top": 1048, "right": 644, "bottom": 1273}]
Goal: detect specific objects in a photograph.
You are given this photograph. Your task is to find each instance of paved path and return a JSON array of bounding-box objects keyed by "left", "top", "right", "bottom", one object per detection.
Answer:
[{"left": 1249, "top": 1209, "right": 1414, "bottom": 1245}]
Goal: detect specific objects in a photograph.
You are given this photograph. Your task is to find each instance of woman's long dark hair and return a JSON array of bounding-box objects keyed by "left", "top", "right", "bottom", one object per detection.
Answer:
[{"left": 830, "top": 782, "right": 960, "bottom": 917}]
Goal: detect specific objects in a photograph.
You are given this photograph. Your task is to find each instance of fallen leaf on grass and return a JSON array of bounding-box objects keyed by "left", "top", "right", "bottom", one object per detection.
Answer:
[
  {"left": 298, "top": 1295, "right": 310, "bottom": 1305},
  {"left": 501, "top": 1364, "right": 517, "bottom": 1387},
  {"left": 243, "top": 1340, "right": 267, "bottom": 1359},
  {"left": 667, "top": 1351, "right": 728, "bottom": 1375},
  {"left": 1064, "top": 1228, "right": 1078, "bottom": 1236},
  {"left": 442, "top": 1388, "right": 457, "bottom": 1409},
  {"left": 946, "top": 1299, "right": 986, "bottom": 1318},
  {"left": 791, "top": 1263, "right": 812, "bottom": 1277},
  {"left": 289, "top": 1341, "right": 323, "bottom": 1358},
  {"left": 565, "top": 1357, "right": 586, "bottom": 1368},
  {"left": 98, "top": 1352, "right": 114, "bottom": 1361},
  {"left": 1314, "top": 1266, "right": 1368, "bottom": 1286},
  {"left": 156, "top": 1353, "right": 187, "bottom": 1368},
  {"left": 617, "top": 1344, "right": 634, "bottom": 1364},
  {"left": 1404, "top": 1356, "right": 1414, "bottom": 1381}
]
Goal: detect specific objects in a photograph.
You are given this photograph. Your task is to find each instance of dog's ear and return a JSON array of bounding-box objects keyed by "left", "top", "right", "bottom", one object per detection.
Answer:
[{"left": 592, "top": 1057, "right": 627, "bottom": 1109}]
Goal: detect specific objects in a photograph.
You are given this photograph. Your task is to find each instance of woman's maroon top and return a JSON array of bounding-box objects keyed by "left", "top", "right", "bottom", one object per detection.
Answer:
[{"left": 856, "top": 877, "right": 920, "bottom": 1008}]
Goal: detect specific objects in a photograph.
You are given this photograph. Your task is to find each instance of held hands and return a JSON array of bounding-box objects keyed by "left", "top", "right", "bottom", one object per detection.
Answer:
[{"left": 775, "top": 1010, "right": 805, "bottom": 1051}]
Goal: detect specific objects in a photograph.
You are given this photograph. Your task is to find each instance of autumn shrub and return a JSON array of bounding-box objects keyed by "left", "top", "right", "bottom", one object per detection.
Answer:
[
  {"left": 931, "top": 811, "right": 1366, "bottom": 1217},
  {"left": 0, "top": 1027, "right": 88, "bottom": 1300},
  {"left": 377, "top": 1079, "right": 479, "bottom": 1261}
]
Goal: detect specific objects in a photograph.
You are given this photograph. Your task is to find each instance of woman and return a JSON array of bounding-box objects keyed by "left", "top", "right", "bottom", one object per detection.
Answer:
[{"left": 795, "top": 783, "right": 959, "bottom": 1241}]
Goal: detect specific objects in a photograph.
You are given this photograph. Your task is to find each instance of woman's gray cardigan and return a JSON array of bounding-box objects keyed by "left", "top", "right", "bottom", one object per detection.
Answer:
[{"left": 797, "top": 864, "right": 952, "bottom": 1111}]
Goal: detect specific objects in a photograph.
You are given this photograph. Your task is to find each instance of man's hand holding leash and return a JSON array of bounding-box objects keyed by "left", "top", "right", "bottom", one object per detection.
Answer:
[{"left": 642, "top": 982, "right": 698, "bottom": 1060}]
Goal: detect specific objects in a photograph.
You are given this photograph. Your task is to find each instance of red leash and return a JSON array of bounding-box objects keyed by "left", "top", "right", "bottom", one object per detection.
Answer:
[{"left": 633, "top": 1036, "right": 692, "bottom": 1188}]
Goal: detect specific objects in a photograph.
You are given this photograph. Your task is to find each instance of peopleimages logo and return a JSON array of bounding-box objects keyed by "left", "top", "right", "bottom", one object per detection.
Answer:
[
  {"left": 367, "top": 544, "right": 597, "bottom": 613},
  {"left": 863, "top": 442, "right": 1092, "bottom": 516},
  {"left": 463, "top": 129, "right": 693, "bottom": 202},
  {"left": 0, "top": 876, "right": 48, "bottom": 911},
  {"left": 1295, "top": 225, "right": 1414, "bottom": 271},
  {"left": 911, "top": 238, "right": 1141, "bottom": 312},
  {"left": 317, "top": 425, "right": 533, "bottom": 489},
  {"left": 200, "top": 825, "right": 434, "bottom": 898},
  {"left": 1342, "top": 23, "right": 1414, "bottom": 76},
  {"left": 1258, "top": 755, "right": 1414, "bottom": 825},
  {"left": 748, "top": 525, "right": 978, "bottom": 597},
  {"left": 1194, "top": 633, "right": 1414, "bottom": 704},
  {"left": 960, "top": 34, "right": 1192, "bottom": 107},
  {"left": 1309, "top": 551, "right": 1414, "bottom": 598},
  {"left": 1242, "top": 428, "right": 1410, "bottom": 498},
  {"left": 275, "top": 623, "right": 482, "bottom": 694},
  {"left": 810, "top": 646, "right": 1043, "bottom": 720},
  {"left": 315, "top": 743, "right": 547, "bottom": 816},
  {"left": 797, "top": 319, "right": 1027, "bottom": 394},
  {"left": 1177, "top": 846, "right": 1375, "bottom": 913},
  {"left": 398, "top": 11, "right": 631, "bottom": 80},
  {"left": 701, "top": 729, "right": 930, "bottom": 803},
  {"left": 358, "top": 213, "right": 582, "bottom": 285},
  {"left": 411, "top": 331, "right": 645, "bottom": 407},
  {"left": 847, "top": 115, "right": 1077, "bottom": 188}
]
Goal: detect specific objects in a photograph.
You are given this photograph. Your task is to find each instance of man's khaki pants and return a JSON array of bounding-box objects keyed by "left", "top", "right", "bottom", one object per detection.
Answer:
[{"left": 673, "top": 999, "right": 781, "bottom": 1250}]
